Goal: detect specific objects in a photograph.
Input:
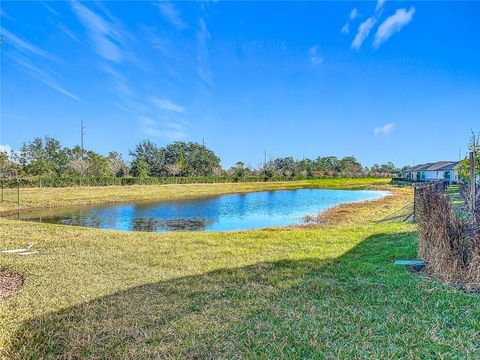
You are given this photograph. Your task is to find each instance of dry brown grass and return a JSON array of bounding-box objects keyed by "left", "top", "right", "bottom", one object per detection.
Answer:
[
  {"left": 303, "top": 186, "right": 413, "bottom": 227},
  {"left": 417, "top": 188, "right": 480, "bottom": 290},
  {"left": 0, "top": 269, "right": 24, "bottom": 300}
]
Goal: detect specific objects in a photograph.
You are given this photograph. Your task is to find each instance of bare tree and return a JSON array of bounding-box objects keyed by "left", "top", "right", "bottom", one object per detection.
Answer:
[
  {"left": 69, "top": 159, "right": 88, "bottom": 176},
  {"left": 212, "top": 167, "right": 223, "bottom": 176},
  {"left": 107, "top": 152, "right": 128, "bottom": 177},
  {"left": 166, "top": 163, "right": 182, "bottom": 176}
]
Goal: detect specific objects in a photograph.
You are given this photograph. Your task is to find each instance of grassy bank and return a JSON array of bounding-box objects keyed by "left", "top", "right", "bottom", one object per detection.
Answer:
[
  {"left": 1, "top": 180, "right": 479, "bottom": 358},
  {"left": 0, "top": 177, "right": 390, "bottom": 213}
]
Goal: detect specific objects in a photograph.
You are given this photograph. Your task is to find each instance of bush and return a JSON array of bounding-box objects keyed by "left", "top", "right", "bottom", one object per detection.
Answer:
[
  {"left": 0, "top": 175, "right": 313, "bottom": 188},
  {"left": 0, "top": 174, "right": 388, "bottom": 189},
  {"left": 416, "top": 187, "right": 480, "bottom": 289}
]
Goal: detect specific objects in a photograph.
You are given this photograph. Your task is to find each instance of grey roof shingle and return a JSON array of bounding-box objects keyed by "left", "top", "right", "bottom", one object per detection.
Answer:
[{"left": 404, "top": 161, "right": 459, "bottom": 172}]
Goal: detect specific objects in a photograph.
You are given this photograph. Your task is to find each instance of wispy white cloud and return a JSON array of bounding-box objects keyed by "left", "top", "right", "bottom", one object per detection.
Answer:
[
  {"left": 8, "top": 52, "right": 80, "bottom": 101},
  {"left": 144, "top": 29, "right": 170, "bottom": 54},
  {"left": 351, "top": 17, "right": 376, "bottom": 50},
  {"left": 341, "top": 8, "right": 360, "bottom": 35},
  {"left": 142, "top": 27, "right": 183, "bottom": 66},
  {"left": 156, "top": 2, "right": 188, "bottom": 30},
  {"left": 1, "top": 28, "right": 57, "bottom": 61},
  {"left": 350, "top": 8, "right": 360, "bottom": 20},
  {"left": 42, "top": 2, "right": 61, "bottom": 17},
  {"left": 341, "top": 23, "right": 350, "bottom": 35},
  {"left": 197, "top": 18, "right": 214, "bottom": 88},
  {"left": 116, "top": 97, "right": 149, "bottom": 115},
  {"left": 142, "top": 126, "right": 187, "bottom": 140},
  {"left": 57, "top": 23, "right": 80, "bottom": 43},
  {"left": 138, "top": 116, "right": 156, "bottom": 127},
  {"left": 103, "top": 67, "right": 134, "bottom": 97},
  {"left": 374, "top": 7, "right": 415, "bottom": 48},
  {"left": 308, "top": 45, "right": 324, "bottom": 66},
  {"left": 374, "top": 122, "right": 395, "bottom": 136},
  {"left": 0, "top": 144, "right": 12, "bottom": 155},
  {"left": 2, "top": 25, "right": 79, "bottom": 100},
  {"left": 150, "top": 97, "right": 186, "bottom": 113},
  {"left": 139, "top": 116, "right": 187, "bottom": 140},
  {"left": 164, "top": 121, "right": 187, "bottom": 131},
  {"left": 71, "top": 0, "right": 126, "bottom": 62},
  {"left": 0, "top": 8, "right": 14, "bottom": 21},
  {"left": 376, "top": 0, "right": 386, "bottom": 13}
]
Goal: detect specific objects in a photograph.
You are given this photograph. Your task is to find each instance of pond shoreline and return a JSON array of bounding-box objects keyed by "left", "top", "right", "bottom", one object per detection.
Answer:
[
  {"left": 0, "top": 179, "right": 392, "bottom": 216},
  {"left": 4, "top": 188, "right": 392, "bottom": 232}
]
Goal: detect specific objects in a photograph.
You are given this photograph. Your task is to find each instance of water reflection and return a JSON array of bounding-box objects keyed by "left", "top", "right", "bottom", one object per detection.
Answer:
[
  {"left": 131, "top": 218, "right": 214, "bottom": 232},
  {"left": 5, "top": 189, "right": 389, "bottom": 232}
]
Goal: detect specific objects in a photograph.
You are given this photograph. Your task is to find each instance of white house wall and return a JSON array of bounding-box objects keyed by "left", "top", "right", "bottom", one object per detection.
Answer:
[{"left": 419, "top": 171, "right": 458, "bottom": 183}]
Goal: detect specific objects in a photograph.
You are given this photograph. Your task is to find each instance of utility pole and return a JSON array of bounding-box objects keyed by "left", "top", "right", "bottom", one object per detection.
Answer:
[
  {"left": 264, "top": 148, "right": 267, "bottom": 176},
  {"left": 202, "top": 138, "right": 205, "bottom": 147},
  {"left": 80, "top": 120, "right": 86, "bottom": 158}
]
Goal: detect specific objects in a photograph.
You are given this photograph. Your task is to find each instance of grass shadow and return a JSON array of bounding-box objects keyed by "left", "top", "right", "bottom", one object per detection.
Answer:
[{"left": 7, "top": 231, "right": 480, "bottom": 359}]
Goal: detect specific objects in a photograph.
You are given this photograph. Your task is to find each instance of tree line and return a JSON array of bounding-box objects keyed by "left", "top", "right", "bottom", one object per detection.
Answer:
[{"left": 0, "top": 136, "right": 401, "bottom": 180}]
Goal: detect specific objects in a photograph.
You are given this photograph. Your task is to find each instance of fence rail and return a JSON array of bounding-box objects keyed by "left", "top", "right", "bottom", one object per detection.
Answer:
[{"left": 0, "top": 182, "right": 20, "bottom": 205}]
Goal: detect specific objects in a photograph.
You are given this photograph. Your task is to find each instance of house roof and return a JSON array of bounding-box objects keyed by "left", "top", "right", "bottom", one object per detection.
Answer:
[{"left": 404, "top": 161, "right": 459, "bottom": 172}]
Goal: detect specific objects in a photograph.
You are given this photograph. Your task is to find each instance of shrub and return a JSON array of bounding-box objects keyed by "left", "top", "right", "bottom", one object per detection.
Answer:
[
  {"left": 0, "top": 175, "right": 313, "bottom": 188},
  {"left": 416, "top": 187, "right": 480, "bottom": 289}
]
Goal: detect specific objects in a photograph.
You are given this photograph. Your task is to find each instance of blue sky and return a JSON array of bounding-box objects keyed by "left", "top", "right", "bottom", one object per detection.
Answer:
[{"left": 1, "top": 1, "right": 479, "bottom": 168}]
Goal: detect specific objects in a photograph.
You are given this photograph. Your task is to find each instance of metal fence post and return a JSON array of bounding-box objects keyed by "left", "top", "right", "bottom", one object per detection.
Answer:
[
  {"left": 413, "top": 185, "right": 417, "bottom": 222},
  {"left": 17, "top": 182, "right": 20, "bottom": 206},
  {"left": 471, "top": 151, "right": 476, "bottom": 212}
]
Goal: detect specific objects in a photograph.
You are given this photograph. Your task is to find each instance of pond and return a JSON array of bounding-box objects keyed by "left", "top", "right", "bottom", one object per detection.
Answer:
[{"left": 7, "top": 189, "right": 389, "bottom": 232}]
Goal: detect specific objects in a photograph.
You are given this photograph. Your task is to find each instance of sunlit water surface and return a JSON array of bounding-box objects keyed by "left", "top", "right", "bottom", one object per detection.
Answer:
[{"left": 8, "top": 189, "right": 389, "bottom": 232}]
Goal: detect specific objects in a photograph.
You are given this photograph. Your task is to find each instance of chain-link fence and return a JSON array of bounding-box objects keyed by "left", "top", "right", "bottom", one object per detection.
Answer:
[{"left": 0, "top": 181, "right": 20, "bottom": 205}]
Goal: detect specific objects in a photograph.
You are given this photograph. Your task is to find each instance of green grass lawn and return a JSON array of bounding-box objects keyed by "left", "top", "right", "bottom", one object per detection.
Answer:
[{"left": 1, "top": 180, "right": 479, "bottom": 358}]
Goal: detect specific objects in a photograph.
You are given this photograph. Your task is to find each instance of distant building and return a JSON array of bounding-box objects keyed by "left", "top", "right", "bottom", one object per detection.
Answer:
[{"left": 402, "top": 161, "right": 459, "bottom": 184}]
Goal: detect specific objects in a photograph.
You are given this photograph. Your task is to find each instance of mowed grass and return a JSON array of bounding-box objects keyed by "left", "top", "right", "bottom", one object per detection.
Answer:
[
  {"left": 1, "top": 180, "right": 479, "bottom": 358},
  {"left": 0, "top": 178, "right": 390, "bottom": 213}
]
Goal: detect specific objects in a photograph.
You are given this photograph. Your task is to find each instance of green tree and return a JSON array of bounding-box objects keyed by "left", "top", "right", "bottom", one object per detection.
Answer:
[
  {"left": 230, "top": 161, "right": 246, "bottom": 180},
  {"left": 315, "top": 156, "right": 340, "bottom": 174},
  {"left": 17, "top": 137, "right": 54, "bottom": 175},
  {"left": 44, "top": 137, "right": 69, "bottom": 173},
  {"left": 339, "top": 156, "right": 363, "bottom": 175},
  {"left": 164, "top": 142, "right": 221, "bottom": 176},
  {"left": 457, "top": 133, "right": 480, "bottom": 180},
  {"left": 84, "top": 151, "right": 113, "bottom": 177},
  {"left": 271, "top": 157, "right": 296, "bottom": 177},
  {"left": 129, "top": 140, "right": 166, "bottom": 176},
  {"left": 15, "top": 136, "right": 69, "bottom": 176},
  {"left": 296, "top": 158, "right": 314, "bottom": 177},
  {"left": 130, "top": 157, "right": 149, "bottom": 178}
]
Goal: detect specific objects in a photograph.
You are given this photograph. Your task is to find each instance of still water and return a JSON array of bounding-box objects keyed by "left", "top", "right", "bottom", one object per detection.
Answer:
[{"left": 8, "top": 189, "right": 389, "bottom": 232}]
